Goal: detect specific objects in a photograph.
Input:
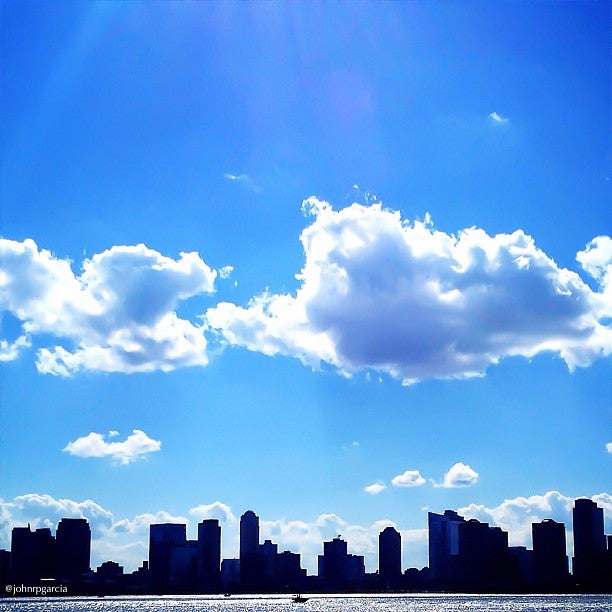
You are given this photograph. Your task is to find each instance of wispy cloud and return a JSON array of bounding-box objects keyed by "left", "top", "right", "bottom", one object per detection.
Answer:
[
  {"left": 433, "top": 462, "right": 479, "bottom": 488},
  {"left": 489, "top": 111, "right": 509, "bottom": 124},
  {"left": 391, "top": 470, "right": 426, "bottom": 488},
  {"left": 363, "top": 483, "right": 387, "bottom": 495},
  {"left": 607, "top": 442, "right": 612, "bottom": 454},
  {"left": 63, "top": 430, "right": 162, "bottom": 465},
  {"left": 223, "top": 172, "right": 261, "bottom": 193}
]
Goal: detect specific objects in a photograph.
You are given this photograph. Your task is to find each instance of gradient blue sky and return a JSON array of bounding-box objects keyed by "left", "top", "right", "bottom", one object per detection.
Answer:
[{"left": 1, "top": 1, "right": 610, "bottom": 573}]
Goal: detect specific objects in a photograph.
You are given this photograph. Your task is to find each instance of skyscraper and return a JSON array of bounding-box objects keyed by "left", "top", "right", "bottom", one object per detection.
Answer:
[
  {"left": 55, "top": 518, "right": 90, "bottom": 578},
  {"left": 572, "top": 498, "right": 607, "bottom": 589},
  {"left": 149, "top": 523, "right": 187, "bottom": 592},
  {"left": 10, "top": 526, "right": 36, "bottom": 583},
  {"left": 197, "top": 519, "right": 221, "bottom": 592},
  {"left": 239, "top": 510, "right": 262, "bottom": 590},
  {"left": 318, "top": 536, "right": 348, "bottom": 588},
  {"left": 532, "top": 519, "right": 568, "bottom": 591},
  {"left": 428, "top": 510, "right": 465, "bottom": 588},
  {"left": 379, "top": 526, "right": 401, "bottom": 588}
]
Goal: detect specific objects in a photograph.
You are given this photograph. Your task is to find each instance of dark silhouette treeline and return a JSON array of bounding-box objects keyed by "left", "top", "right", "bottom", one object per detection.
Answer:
[{"left": 1, "top": 498, "right": 610, "bottom": 596}]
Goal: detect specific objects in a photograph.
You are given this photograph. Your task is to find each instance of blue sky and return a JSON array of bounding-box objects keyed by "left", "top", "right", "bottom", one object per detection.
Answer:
[{"left": 1, "top": 1, "right": 610, "bottom": 573}]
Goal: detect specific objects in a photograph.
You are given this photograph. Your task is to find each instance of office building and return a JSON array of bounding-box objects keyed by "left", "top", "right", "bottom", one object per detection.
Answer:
[
  {"left": 379, "top": 526, "right": 401, "bottom": 588},
  {"left": 428, "top": 510, "right": 465, "bottom": 587},
  {"left": 239, "top": 510, "right": 262, "bottom": 590},
  {"left": 572, "top": 498, "right": 607, "bottom": 589},
  {"left": 197, "top": 519, "right": 221, "bottom": 592},
  {"left": 149, "top": 523, "right": 186, "bottom": 592},
  {"left": 56, "top": 518, "right": 90, "bottom": 578},
  {"left": 532, "top": 519, "right": 568, "bottom": 591}
]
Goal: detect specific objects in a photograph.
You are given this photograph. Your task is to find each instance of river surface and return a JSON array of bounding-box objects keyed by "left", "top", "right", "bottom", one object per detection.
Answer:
[{"left": 1, "top": 594, "right": 611, "bottom": 611}]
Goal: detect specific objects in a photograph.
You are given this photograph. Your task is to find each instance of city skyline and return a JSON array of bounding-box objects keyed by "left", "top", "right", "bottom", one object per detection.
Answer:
[
  {"left": 1, "top": 0, "right": 610, "bottom": 586},
  {"left": 1, "top": 491, "right": 610, "bottom": 576},
  {"left": 2, "top": 497, "right": 610, "bottom": 594}
]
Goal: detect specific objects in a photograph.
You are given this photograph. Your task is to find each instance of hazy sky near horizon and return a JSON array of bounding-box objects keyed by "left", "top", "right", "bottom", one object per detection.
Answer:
[{"left": 1, "top": 1, "right": 610, "bottom": 573}]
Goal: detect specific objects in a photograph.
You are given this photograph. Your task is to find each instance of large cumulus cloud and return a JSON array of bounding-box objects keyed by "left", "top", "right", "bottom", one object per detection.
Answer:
[
  {"left": 206, "top": 199, "right": 611, "bottom": 384},
  {"left": 0, "top": 239, "right": 218, "bottom": 375}
]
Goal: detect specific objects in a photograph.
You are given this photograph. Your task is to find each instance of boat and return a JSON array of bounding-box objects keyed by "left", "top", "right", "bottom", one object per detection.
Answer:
[{"left": 292, "top": 594, "right": 309, "bottom": 603}]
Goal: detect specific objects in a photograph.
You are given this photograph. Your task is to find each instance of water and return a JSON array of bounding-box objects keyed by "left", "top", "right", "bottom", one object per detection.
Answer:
[{"left": 0, "top": 594, "right": 611, "bottom": 612}]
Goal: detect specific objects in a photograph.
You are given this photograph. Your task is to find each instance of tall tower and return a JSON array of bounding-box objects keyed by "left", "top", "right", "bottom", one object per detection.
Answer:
[
  {"left": 239, "top": 510, "right": 261, "bottom": 590},
  {"left": 56, "top": 518, "right": 91, "bottom": 578},
  {"left": 197, "top": 519, "right": 221, "bottom": 591},
  {"left": 379, "top": 526, "right": 401, "bottom": 588},
  {"left": 239, "top": 511, "right": 259, "bottom": 558},
  {"left": 572, "top": 498, "right": 606, "bottom": 589}
]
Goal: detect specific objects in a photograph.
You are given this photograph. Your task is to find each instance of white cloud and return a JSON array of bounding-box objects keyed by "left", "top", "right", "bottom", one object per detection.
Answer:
[
  {"left": 577, "top": 236, "right": 612, "bottom": 308},
  {"left": 1, "top": 494, "right": 114, "bottom": 544},
  {"left": 0, "top": 239, "right": 218, "bottom": 375},
  {"left": 364, "top": 483, "right": 387, "bottom": 495},
  {"left": 110, "top": 510, "right": 187, "bottom": 536},
  {"left": 391, "top": 470, "right": 426, "bottom": 488},
  {"left": 607, "top": 442, "right": 612, "bottom": 454},
  {"left": 489, "top": 111, "right": 509, "bottom": 124},
  {"left": 434, "top": 462, "right": 479, "bottom": 488},
  {"left": 0, "top": 334, "right": 30, "bottom": 361},
  {"left": 218, "top": 265, "right": 234, "bottom": 280},
  {"left": 189, "top": 501, "right": 237, "bottom": 524},
  {"left": 63, "top": 430, "right": 161, "bottom": 465},
  {"left": 205, "top": 200, "right": 612, "bottom": 385}
]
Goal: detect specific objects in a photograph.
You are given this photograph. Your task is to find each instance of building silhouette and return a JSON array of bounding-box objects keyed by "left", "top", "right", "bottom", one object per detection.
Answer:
[
  {"left": 55, "top": 518, "right": 90, "bottom": 579},
  {"left": 508, "top": 545, "right": 534, "bottom": 590},
  {"left": 318, "top": 536, "right": 365, "bottom": 591},
  {"left": 10, "top": 526, "right": 37, "bottom": 583},
  {"left": 149, "top": 523, "right": 186, "bottom": 592},
  {"left": 239, "top": 510, "right": 262, "bottom": 590},
  {"left": 572, "top": 498, "right": 607, "bottom": 590},
  {"left": 532, "top": 519, "right": 568, "bottom": 591},
  {"left": 378, "top": 526, "right": 401, "bottom": 589},
  {"left": 2, "top": 501, "right": 610, "bottom": 595},
  {"left": 197, "top": 519, "right": 221, "bottom": 592},
  {"left": 428, "top": 510, "right": 464, "bottom": 588}
]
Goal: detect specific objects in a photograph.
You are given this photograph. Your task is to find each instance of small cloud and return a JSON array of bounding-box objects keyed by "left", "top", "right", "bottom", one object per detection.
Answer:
[
  {"left": 301, "top": 196, "right": 331, "bottom": 217},
  {"left": 63, "top": 430, "right": 161, "bottom": 465},
  {"left": 108, "top": 430, "right": 120, "bottom": 438},
  {"left": 223, "top": 173, "right": 261, "bottom": 193},
  {"left": 189, "top": 501, "right": 237, "bottom": 524},
  {"left": 342, "top": 440, "right": 360, "bottom": 450},
  {"left": 606, "top": 442, "right": 612, "bottom": 454},
  {"left": 489, "top": 111, "right": 509, "bottom": 124},
  {"left": 223, "top": 173, "right": 248, "bottom": 182},
  {"left": 218, "top": 265, "right": 233, "bottom": 280},
  {"left": 433, "top": 462, "right": 479, "bottom": 488},
  {"left": 391, "top": 469, "right": 426, "bottom": 488},
  {"left": 363, "top": 483, "right": 387, "bottom": 495}
]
